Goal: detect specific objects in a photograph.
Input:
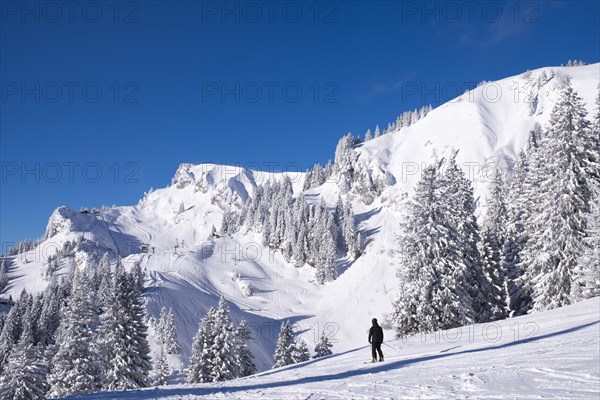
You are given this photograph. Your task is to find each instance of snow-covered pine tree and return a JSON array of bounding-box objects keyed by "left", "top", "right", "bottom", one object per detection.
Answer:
[
  {"left": 130, "top": 262, "right": 145, "bottom": 294},
  {"left": 0, "top": 258, "right": 8, "bottom": 293},
  {"left": 208, "top": 297, "right": 241, "bottom": 382},
  {"left": 511, "top": 129, "right": 549, "bottom": 303},
  {"left": 478, "top": 169, "right": 509, "bottom": 320},
  {"left": 335, "top": 195, "right": 344, "bottom": 225},
  {"left": 440, "top": 155, "right": 488, "bottom": 323},
  {"left": 221, "top": 210, "right": 240, "bottom": 234},
  {"left": 484, "top": 169, "right": 509, "bottom": 243},
  {"left": 313, "top": 332, "right": 333, "bottom": 358},
  {"left": 37, "top": 278, "right": 63, "bottom": 346},
  {"left": 28, "top": 294, "right": 43, "bottom": 345},
  {"left": 391, "top": 163, "right": 477, "bottom": 336},
  {"left": 153, "top": 345, "right": 170, "bottom": 386},
  {"left": 101, "top": 262, "right": 152, "bottom": 390},
  {"left": 355, "top": 231, "right": 364, "bottom": 256},
  {"left": 578, "top": 199, "right": 600, "bottom": 299},
  {"left": 0, "top": 302, "right": 22, "bottom": 372},
  {"left": 157, "top": 307, "right": 181, "bottom": 354},
  {"left": 342, "top": 200, "right": 358, "bottom": 258},
  {"left": 503, "top": 128, "right": 542, "bottom": 316},
  {"left": 0, "top": 315, "right": 5, "bottom": 340},
  {"left": 0, "top": 290, "right": 30, "bottom": 371},
  {"left": 315, "top": 213, "right": 337, "bottom": 284},
  {"left": 273, "top": 320, "right": 296, "bottom": 368},
  {"left": 576, "top": 85, "right": 600, "bottom": 298},
  {"left": 156, "top": 306, "right": 167, "bottom": 338},
  {"left": 479, "top": 226, "right": 508, "bottom": 321},
  {"left": 0, "top": 328, "right": 49, "bottom": 400},
  {"left": 364, "top": 129, "right": 373, "bottom": 141},
  {"left": 187, "top": 307, "right": 217, "bottom": 383},
  {"left": 187, "top": 297, "right": 249, "bottom": 383},
  {"left": 594, "top": 84, "right": 600, "bottom": 132},
  {"left": 96, "top": 254, "right": 112, "bottom": 311},
  {"left": 48, "top": 268, "right": 103, "bottom": 398},
  {"left": 293, "top": 341, "right": 310, "bottom": 363},
  {"left": 334, "top": 133, "right": 357, "bottom": 193},
  {"left": 309, "top": 163, "right": 327, "bottom": 190},
  {"left": 293, "top": 221, "right": 308, "bottom": 267},
  {"left": 520, "top": 84, "right": 596, "bottom": 311},
  {"left": 236, "top": 319, "right": 257, "bottom": 377},
  {"left": 129, "top": 264, "right": 152, "bottom": 383}
]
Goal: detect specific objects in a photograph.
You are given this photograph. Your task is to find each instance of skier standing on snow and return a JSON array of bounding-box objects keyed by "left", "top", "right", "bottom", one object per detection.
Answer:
[{"left": 368, "top": 318, "right": 384, "bottom": 362}]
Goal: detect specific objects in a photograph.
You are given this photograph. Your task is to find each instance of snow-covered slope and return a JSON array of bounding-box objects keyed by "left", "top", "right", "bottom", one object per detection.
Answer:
[
  {"left": 356, "top": 63, "right": 599, "bottom": 207},
  {"left": 66, "top": 297, "right": 600, "bottom": 399},
  {"left": 4, "top": 63, "right": 599, "bottom": 373}
]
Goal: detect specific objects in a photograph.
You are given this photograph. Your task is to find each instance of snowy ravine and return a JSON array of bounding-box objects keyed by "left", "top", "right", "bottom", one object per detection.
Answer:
[
  {"left": 3, "top": 63, "right": 599, "bottom": 373},
  {"left": 65, "top": 297, "right": 600, "bottom": 399}
]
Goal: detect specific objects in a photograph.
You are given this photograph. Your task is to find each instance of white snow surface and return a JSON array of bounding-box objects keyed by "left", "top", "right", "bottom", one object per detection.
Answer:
[
  {"left": 3, "top": 63, "right": 600, "bottom": 375},
  {"left": 66, "top": 297, "right": 600, "bottom": 399}
]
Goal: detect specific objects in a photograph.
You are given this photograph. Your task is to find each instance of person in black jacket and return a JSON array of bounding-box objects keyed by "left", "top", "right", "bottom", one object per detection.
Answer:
[{"left": 368, "top": 318, "right": 384, "bottom": 362}]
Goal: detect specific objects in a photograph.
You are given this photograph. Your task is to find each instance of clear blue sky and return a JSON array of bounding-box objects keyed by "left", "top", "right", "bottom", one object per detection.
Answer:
[{"left": 1, "top": 0, "right": 599, "bottom": 248}]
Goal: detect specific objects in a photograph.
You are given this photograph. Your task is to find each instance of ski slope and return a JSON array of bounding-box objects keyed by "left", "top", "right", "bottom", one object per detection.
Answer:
[
  {"left": 3, "top": 63, "right": 599, "bottom": 374},
  {"left": 65, "top": 297, "right": 600, "bottom": 399}
]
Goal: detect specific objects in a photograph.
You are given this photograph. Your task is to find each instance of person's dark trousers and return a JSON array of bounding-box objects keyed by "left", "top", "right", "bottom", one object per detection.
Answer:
[{"left": 371, "top": 342, "right": 383, "bottom": 360}]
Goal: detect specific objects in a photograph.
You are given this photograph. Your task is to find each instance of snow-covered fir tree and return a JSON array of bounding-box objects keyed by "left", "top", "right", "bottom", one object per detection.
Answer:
[
  {"left": 101, "top": 262, "right": 152, "bottom": 390},
  {"left": 187, "top": 297, "right": 253, "bottom": 383},
  {"left": 153, "top": 345, "right": 170, "bottom": 386},
  {"left": 484, "top": 169, "right": 509, "bottom": 243},
  {"left": 520, "top": 83, "right": 597, "bottom": 311},
  {"left": 221, "top": 210, "right": 240, "bottom": 234},
  {"left": 0, "top": 326, "right": 49, "bottom": 400},
  {"left": 334, "top": 133, "right": 358, "bottom": 193},
  {"left": 96, "top": 253, "right": 112, "bottom": 311},
  {"left": 0, "top": 290, "right": 32, "bottom": 373},
  {"left": 313, "top": 332, "right": 333, "bottom": 358},
  {"left": 208, "top": 298, "right": 242, "bottom": 382},
  {"left": 273, "top": 320, "right": 296, "bottom": 368},
  {"left": 478, "top": 169, "right": 509, "bottom": 320},
  {"left": 272, "top": 320, "right": 312, "bottom": 368},
  {"left": 48, "top": 268, "right": 103, "bottom": 398},
  {"left": 293, "top": 341, "right": 311, "bottom": 363},
  {"left": 157, "top": 307, "right": 181, "bottom": 354},
  {"left": 502, "top": 127, "right": 542, "bottom": 316},
  {"left": 236, "top": 319, "right": 257, "bottom": 377},
  {"left": 236, "top": 178, "right": 349, "bottom": 284},
  {"left": 341, "top": 199, "right": 358, "bottom": 258},
  {"left": 390, "top": 162, "right": 480, "bottom": 336},
  {"left": 37, "top": 278, "right": 64, "bottom": 346},
  {"left": 570, "top": 84, "right": 600, "bottom": 300},
  {"left": 187, "top": 306, "right": 217, "bottom": 383},
  {"left": 479, "top": 226, "right": 508, "bottom": 321},
  {"left": 577, "top": 199, "right": 600, "bottom": 299},
  {"left": 439, "top": 155, "right": 490, "bottom": 323},
  {"left": 315, "top": 213, "right": 337, "bottom": 284},
  {"left": 0, "top": 258, "right": 8, "bottom": 293},
  {"left": 0, "top": 303, "right": 22, "bottom": 372}
]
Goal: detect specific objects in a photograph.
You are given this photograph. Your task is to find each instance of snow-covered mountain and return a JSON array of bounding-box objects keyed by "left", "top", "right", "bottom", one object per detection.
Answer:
[{"left": 3, "top": 63, "right": 599, "bottom": 373}]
